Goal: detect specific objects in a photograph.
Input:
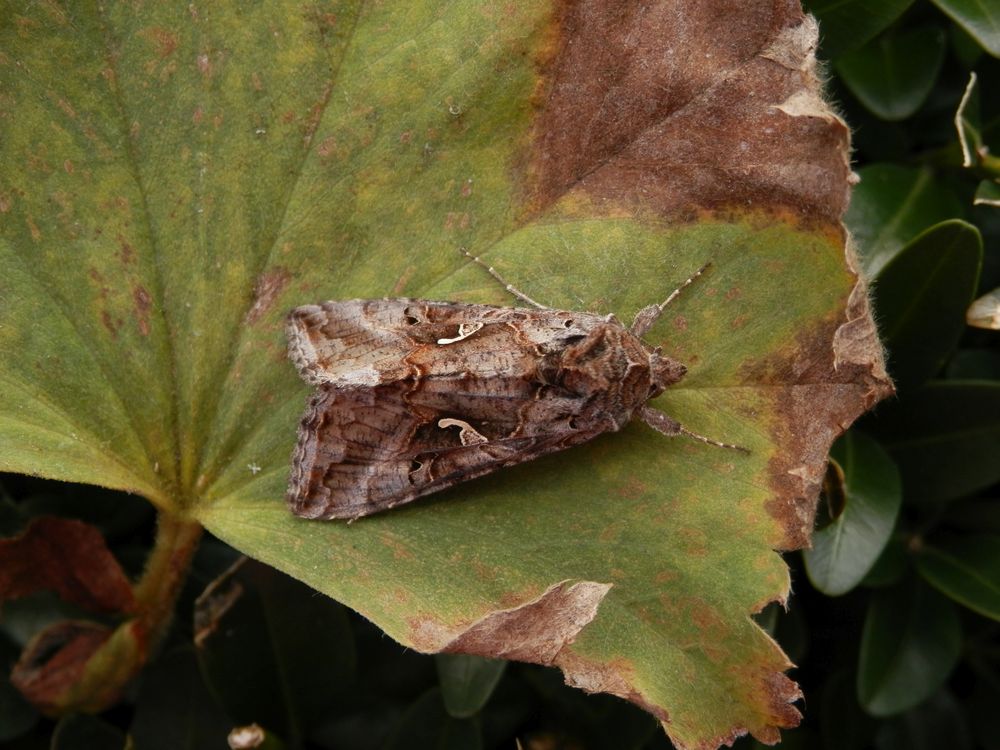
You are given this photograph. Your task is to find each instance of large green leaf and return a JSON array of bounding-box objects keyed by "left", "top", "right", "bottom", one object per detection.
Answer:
[{"left": 0, "top": 3, "right": 890, "bottom": 747}]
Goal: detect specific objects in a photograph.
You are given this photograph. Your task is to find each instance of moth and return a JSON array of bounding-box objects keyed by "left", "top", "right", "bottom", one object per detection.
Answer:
[{"left": 286, "top": 250, "right": 743, "bottom": 520}]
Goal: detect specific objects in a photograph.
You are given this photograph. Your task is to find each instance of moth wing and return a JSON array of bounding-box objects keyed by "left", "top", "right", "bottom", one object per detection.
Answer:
[
  {"left": 287, "top": 378, "right": 603, "bottom": 520},
  {"left": 286, "top": 299, "right": 607, "bottom": 386}
]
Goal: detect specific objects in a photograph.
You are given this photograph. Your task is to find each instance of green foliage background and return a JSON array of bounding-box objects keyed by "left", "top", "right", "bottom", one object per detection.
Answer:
[{"left": 1, "top": 0, "right": 999, "bottom": 748}]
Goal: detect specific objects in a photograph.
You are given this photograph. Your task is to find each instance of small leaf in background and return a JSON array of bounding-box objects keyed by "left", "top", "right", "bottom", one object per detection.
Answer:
[
  {"left": 51, "top": 714, "right": 127, "bottom": 750},
  {"left": 435, "top": 654, "right": 507, "bottom": 719},
  {"left": 974, "top": 181, "right": 1000, "bottom": 208},
  {"left": 130, "top": 647, "right": 231, "bottom": 750},
  {"left": 0, "top": 517, "right": 135, "bottom": 614},
  {"left": 950, "top": 22, "right": 987, "bottom": 67},
  {"left": 194, "top": 559, "right": 356, "bottom": 745},
  {"left": 803, "top": 0, "right": 916, "bottom": 57},
  {"left": 857, "top": 581, "right": 962, "bottom": 716},
  {"left": 866, "top": 382, "right": 1000, "bottom": 505},
  {"left": 804, "top": 432, "right": 902, "bottom": 596},
  {"left": 846, "top": 164, "right": 965, "bottom": 278},
  {"left": 873, "top": 690, "right": 973, "bottom": 750},
  {"left": 11, "top": 618, "right": 144, "bottom": 715},
  {"left": 381, "top": 689, "right": 481, "bottom": 750},
  {"left": 836, "top": 27, "right": 947, "bottom": 121},
  {"left": 872, "top": 220, "right": 982, "bottom": 391},
  {"left": 930, "top": 0, "right": 1000, "bottom": 56},
  {"left": 915, "top": 533, "right": 1000, "bottom": 620}
]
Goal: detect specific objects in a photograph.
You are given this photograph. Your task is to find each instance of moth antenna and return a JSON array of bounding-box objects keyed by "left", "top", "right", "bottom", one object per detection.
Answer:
[
  {"left": 656, "top": 262, "right": 712, "bottom": 314},
  {"left": 631, "top": 262, "right": 713, "bottom": 336},
  {"left": 458, "top": 247, "right": 550, "bottom": 310},
  {"left": 639, "top": 405, "right": 749, "bottom": 453},
  {"left": 678, "top": 426, "right": 750, "bottom": 454}
]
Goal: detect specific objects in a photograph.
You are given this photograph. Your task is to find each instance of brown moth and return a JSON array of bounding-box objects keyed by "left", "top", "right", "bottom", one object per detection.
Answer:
[{"left": 286, "top": 252, "right": 743, "bottom": 520}]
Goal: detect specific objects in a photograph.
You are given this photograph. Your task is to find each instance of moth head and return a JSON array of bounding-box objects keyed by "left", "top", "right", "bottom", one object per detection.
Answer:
[{"left": 648, "top": 347, "right": 687, "bottom": 397}]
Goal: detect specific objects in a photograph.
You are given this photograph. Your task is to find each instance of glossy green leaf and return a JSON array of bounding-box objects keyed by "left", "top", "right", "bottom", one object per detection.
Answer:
[
  {"left": 804, "top": 0, "right": 916, "bottom": 57},
  {"left": 867, "top": 382, "right": 1000, "bottom": 505},
  {"left": 804, "top": 432, "right": 901, "bottom": 596},
  {"left": 873, "top": 220, "right": 982, "bottom": 390},
  {"left": 50, "top": 715, "right": 126, "bottom": 750},
  {"left": 857, "top": 581, "right": 962, "bottom": 717},
  {"left": 930, "top": 0, "right": 1000, "bottom": 57},
  {"left": 846, "top": 165, "right": 965, "bottom": 278},
  {"left": 836, "top": 27, "right": 947, "bottom": 121},
  {"left": 874, "top": 690, "right": 973, "bottom": 750},
  {"left": 915, "top": 534, "right": 1000, "bottom": 620},
  {"left": 0, "top": 3, "right": 889, "bottom": 745},
  {"left": 436, "top": 654, "right": 506, "bottom": 719},
  {"left": 195, "top": 560, "right": 356, "bottom": 743},
  {"left": 382, "top": 689, "right": 481, "bottom": 750}
]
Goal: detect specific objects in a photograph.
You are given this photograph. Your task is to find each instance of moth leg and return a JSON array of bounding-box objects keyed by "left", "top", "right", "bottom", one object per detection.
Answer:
[
  {"left": 630, "top": 263, "right": 711, "bottom": 337},
  {"left": 638, "top": 405, "right": 749, "bottom": 453},
  {"left": 458, "top": 247, "right": 550, "bottom": 310}
]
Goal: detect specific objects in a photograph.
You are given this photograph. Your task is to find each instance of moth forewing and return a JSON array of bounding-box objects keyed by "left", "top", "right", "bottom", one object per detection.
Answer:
[{"left": 285, "top": 262, "right": 742, "bottom": 521}]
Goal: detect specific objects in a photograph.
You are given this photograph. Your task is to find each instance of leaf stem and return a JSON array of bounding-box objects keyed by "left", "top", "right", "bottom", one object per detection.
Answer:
[{"left": 133, "top": 513, "right": 203, "bottom": 652}]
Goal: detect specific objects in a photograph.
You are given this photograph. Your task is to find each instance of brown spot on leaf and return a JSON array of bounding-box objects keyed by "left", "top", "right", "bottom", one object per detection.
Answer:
[
  {"left": 408, "top": 579, "right": 610, "bottom": 663},
  {"left": 117, "top": 236, "right": 136, "bottom": 265},
  {"left": 317, "top": 135, "right": 337, "bottom": 158},
  {"left": 0, "top": 517, "right": 135, "bottom": 614},
  {"left": 133, "top": 285, "right": 152, "bottom": 336},
  {"left": 523, "top": 4, "right": 849, "bottom": 226},
  {"left": 101, "top": 310, "right": 121, "bottom": 338},
  {"left": 245, "top": 267, "right": 291, "bottom": 326},
  {"left": 741, "top": 253, "right": 892, "bottom": 550},
  {"left": 141, "top": 26, "right": 179, "bottom": 58}
]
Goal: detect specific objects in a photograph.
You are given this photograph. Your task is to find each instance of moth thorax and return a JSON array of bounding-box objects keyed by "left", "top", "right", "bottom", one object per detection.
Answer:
[{"left": 648, "top": 349, "right": 687, "bottom": 396}]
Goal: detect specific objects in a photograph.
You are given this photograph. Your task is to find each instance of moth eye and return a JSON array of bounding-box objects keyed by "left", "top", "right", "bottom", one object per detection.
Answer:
[
  {"left": 563, "top": 319, "right": 574, "bottom": 328},
  {"left": 404, "top": 314, "right": 420, "bottom": 326},
  {"left": 568, "top": 417, "right": 579, "bottom": 430}
]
